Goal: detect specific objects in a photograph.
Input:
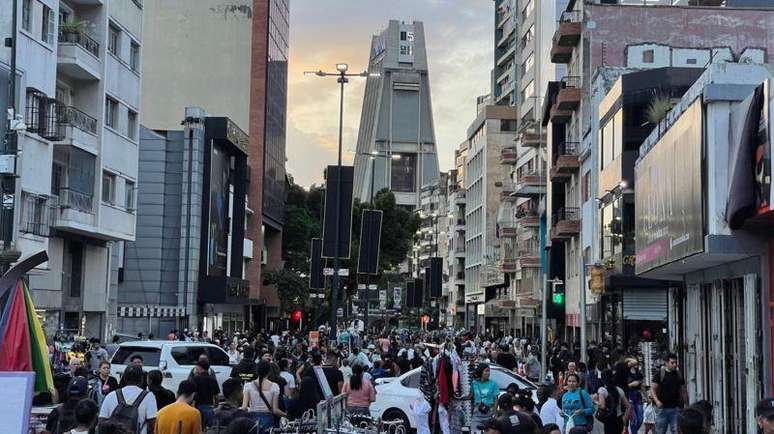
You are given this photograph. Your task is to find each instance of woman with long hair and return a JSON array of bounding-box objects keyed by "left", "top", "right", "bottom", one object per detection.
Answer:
[
  {"left": 597, "top": 369, "right": 630, "bottom": 434},
  {"left": 242, "top": 360, "right": 286, "bottom": 434},
  {"left": 342, "top": 363, "right": 376, "bottom": 415}
]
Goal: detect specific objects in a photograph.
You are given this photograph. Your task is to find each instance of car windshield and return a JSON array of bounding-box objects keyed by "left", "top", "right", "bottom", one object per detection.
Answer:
[
  {"left": 489, "top": 368, "right": 535, "bottom": 391},
  {"left": 111, "top": 346, "right": 161, "bottom": 366},
  {"left": 401, "top": 372, "right": 421, "bottom": 389}
]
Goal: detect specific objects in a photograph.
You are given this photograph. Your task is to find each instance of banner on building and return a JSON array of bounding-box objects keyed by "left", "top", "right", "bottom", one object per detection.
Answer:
[{"left": 635, "top": 100, "right": 704, "bottom": 274}]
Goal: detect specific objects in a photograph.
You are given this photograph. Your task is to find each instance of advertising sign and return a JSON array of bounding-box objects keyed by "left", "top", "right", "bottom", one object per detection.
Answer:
[
  {"left": 207, "top": 144, "right": 230, "bottom": 276},
  {"left": 635, "top": 101, "right": 704, "bottom": 274},
  {"left": 393, "top": 287, "right": 401, "bottom": 309}
]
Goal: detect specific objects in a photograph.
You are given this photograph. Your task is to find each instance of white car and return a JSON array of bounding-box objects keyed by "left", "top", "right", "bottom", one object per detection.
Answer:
[
  {"left": 369, "top": 364, "right": 538, "bottom": 429},
  {"left": 109, "top": 340, "right": 233, "bottom": 392}
]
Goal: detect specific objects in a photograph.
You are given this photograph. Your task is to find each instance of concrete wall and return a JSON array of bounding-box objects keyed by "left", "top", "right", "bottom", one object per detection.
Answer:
[{"left": 141, "top": 0, "right": 253, "bottom": 132}]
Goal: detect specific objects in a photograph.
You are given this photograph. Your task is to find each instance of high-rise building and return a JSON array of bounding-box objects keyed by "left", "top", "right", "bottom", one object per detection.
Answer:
[
  {"left": 117, "top": 109, "right": 251, "bottom": 337},
  {"left": 139, "top": 0, "right": 290, "bottom": 331},
  {"left": 353, "top": 20, "right": 440, "bottom": 208},
  {"left": 0, "top": 0, "right": 143, "bottom": 339}
]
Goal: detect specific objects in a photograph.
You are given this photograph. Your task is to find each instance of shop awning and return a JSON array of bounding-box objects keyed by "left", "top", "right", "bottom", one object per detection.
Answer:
[{"left": 606, "top": 274, "right": 681, "bottom": 289}]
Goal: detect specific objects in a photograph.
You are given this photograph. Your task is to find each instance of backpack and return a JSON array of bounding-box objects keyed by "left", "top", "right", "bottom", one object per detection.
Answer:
[{"left": 110, "top": 389, "right": 149, "bottom": 433}]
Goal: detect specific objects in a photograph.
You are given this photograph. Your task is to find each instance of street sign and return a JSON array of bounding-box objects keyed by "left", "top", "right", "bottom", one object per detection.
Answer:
[
  {"left": 323, "top": 268, "right": 349, "bottom": 276},
  {"left": 368, "top": 284, "right": 377, "bottom": 289},
  {"left": 393, "top": 287, "right": 401, "bottom": 309},
  {"left": 357, "top": 284, "right": 366, "bottom": 290},
  {"left": 336, "top": 308, "right": 344, "bottom": 318}
]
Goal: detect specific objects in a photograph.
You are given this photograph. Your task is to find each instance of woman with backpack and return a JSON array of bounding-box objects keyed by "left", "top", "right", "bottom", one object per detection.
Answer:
[
  {"left": 242, "top": 360, "right": 286, "bottom": 434},
  {"left": 596, "top": 369, "right": 631, "bottom": 434},
  {"left": 561, "top": 373, "right": 594, "bottom": 432}
]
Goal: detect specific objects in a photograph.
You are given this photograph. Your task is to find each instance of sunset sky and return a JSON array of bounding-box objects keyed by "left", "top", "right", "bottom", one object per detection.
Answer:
[{"left": 286, "top": 0, "right": 494, "bottom": 187}]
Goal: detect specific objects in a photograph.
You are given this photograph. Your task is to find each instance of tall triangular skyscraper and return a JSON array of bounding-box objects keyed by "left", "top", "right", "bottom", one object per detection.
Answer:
[{"left": 353, "top": 20, "right": 440, "bottom": 208}]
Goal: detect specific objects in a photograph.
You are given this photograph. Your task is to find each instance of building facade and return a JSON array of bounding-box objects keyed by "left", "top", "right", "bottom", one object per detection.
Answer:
[
  {"left": 462, "top": 102, "right": 518, "bottom": 334},
  {"left": 541, "top": 0, "right": 774, "bottom": 345},
  {"left": 446, "top": 143, "right": 467, "bottom": 328},
  {"left": 117, "top": 110, "right": 251, "bottom": 337},
  {"left": 1, "top": 0, "right": 143, "bottom": 339},
  {"left": 140, "top": 0, "right": 290, "bottom": 330},
  {"left": 635, "top": 63, "right": 773, "bottom": 434},
  {"left": 353, "top": 20, "right": 440, "bottom": 209}
]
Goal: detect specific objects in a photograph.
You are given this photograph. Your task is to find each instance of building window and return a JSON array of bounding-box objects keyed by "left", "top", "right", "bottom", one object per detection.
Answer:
[
  {"left": 130, "top": 41, "right": 140, "bottom": 71},
  {"left": 105, "top": 97, "right": 118, "bottom": 129},
  {"left": 521, "top": 80, "right": 535, "bottom": 103},
  {"left": 102, "top": 171, "right": 116, "bottom": 204},
  {"left": 127, "top": 110, "right": 137, "bottom": 139},
  {"left": 42, "top": 5, "right": 55, "bottom": 44},
  {"left": 108, "top": 23, "right": 120, "bottom": 57},
  {"left": 399, "top": 44, "right": 413, "bottom": 56},
  {"left": 642, "top": 49, "right": 654, "bottom": 64},
  {"left": 20, "top": 192, "right": 52, "bottom": 237},
  {"left": 21, "top": 0, "right": 32, "bottom": 31},
  {"left": 522, "top": 52, "right": 534, "bottom": 75},
  {"left": 125, "top": 180, "right": 135, "bottom": 211},
  {"left": 522, "top": 0, "right": 534, "bottom": 20},
  {"left": 400, "top": 31, "right": 407, "bottom": 41}
]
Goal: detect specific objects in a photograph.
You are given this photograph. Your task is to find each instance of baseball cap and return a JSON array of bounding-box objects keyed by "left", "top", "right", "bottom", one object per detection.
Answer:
[
  {"left": 67, "top": 376, "right": 89, "bottom": 398},
  {"left": 757, "top": 398, "right": 774, "bottom": 419}
]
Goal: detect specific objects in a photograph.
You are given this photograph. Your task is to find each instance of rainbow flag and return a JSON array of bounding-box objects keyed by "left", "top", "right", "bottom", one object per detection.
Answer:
[{"left": 0, "top": 254, "right": 54, "bottom": 394}]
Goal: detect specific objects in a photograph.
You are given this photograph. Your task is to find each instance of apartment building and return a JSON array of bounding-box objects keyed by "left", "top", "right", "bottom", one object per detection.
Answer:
[
  {"left": 490, "top": 0, "right": 566, "bottom": 336},
  {"left": 463, "top": 100, "right": 518, "bottom": 335},
  {"left": 541, "top": 0, "right": 774, "bottom": 344},
  {"left": 446, "top": 143, "right": 467, "bottom": 328},
  {"left": 410, "top": 172, "right": 448, "bottom": 328},
  {"left": 0, "top": 0, "right": 142, "bottom": 339}
]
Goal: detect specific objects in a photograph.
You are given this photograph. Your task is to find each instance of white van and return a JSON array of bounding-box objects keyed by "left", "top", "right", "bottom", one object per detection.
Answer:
[{"left": 110, "top": 340, "right": 233, "bottom": 392}]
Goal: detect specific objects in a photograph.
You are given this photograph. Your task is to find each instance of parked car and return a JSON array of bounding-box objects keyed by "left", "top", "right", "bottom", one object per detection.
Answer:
[
  {"left": 109, "top": 340, "right": 233, "bottom": 392},
  {"left": 369, "top": 363, "right": 537, "bottom": 429}
]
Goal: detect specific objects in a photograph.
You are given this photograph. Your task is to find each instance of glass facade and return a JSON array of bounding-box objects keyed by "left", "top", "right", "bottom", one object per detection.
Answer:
[{"left": 263, "top": 0, "right": 289, "bottom": 228}]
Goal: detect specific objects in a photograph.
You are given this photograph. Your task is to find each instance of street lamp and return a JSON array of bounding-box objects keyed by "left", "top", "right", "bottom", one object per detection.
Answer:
[{"left": 304, "top": 64, "right": 379, "bottom": 342}]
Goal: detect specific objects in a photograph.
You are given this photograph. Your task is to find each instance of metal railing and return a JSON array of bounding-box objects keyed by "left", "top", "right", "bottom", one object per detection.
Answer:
[
  {"left": 560, "top": 10, "right": 581, "bottom": 23},
  {"left": 25, "top": 90, "right": 62, "bottom": 141},
  {"left": 552, "top": 207, "right": 580, "bottom": 224},
  {"left": 57, "top": 105, "right": 98, "bottom": 135},
  {"left": 59, "top": 29, "right": 100, "bottom": 58},
  {"left": 558, "top": 141, "right": 579, "bottom": 156},
  {"left": 561, "top": 76, "right": 581, "bottom": 89},
  {"left": 57, "top": 188, "right": 94, "bottom": 214}
]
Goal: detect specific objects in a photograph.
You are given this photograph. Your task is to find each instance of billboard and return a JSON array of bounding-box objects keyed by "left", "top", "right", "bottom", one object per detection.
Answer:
[
  {"left": 208, "top": 143, "right": 231, "bottom": 276},
  {"left": 635, "top": 100, "right": 704, "bottom": 274}
]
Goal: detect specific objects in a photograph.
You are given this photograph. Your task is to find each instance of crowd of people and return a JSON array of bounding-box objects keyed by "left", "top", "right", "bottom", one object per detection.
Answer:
[{"left": 38, "top": 327, "right": 774, "bottom": 434}]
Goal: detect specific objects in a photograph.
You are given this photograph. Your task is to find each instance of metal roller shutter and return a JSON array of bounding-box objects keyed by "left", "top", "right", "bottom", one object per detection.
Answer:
[{"left": 623, "top": 289, "right": 668, "bottom": 321}]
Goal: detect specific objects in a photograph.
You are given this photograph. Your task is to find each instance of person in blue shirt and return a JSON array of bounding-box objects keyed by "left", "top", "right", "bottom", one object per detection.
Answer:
[
  {"left": 562, "top": 372, "right": 595, "bottom": 430},
  {"left": 470, "top": 363, "right": 500, "bottom": 431}
]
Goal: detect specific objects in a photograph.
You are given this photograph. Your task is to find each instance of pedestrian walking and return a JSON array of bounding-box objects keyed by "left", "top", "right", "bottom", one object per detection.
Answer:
[
  {"left": 154, "top": 380, "right": 202, "bottom": 434},
  {"left": 650, "top": 353, "right": 687, "bottom": 434}
]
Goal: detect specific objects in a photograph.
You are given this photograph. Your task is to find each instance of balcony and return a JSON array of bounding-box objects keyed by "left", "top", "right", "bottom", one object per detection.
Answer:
[
  {"left": 53, "top": 188, "right": 97, "bottom": 234},
  {"left": 549, "top": 105, "right": 572, "bottom": 124},
  {"left": 500, "top": 147, "right": 518, "bottom": 165},
  {"left": 499, "top": 259, "right": 518, "bottom": 273},
  {"left": 520, "top": 130, "right": 544, "bottom": 148},
  {"left": 514, "top": 171, "right": 547, "bottom": 198},
  {"left": 556, "top": 11, "right": 582, "bottom": 46},
  {"left": 556, "top": 76, "right": 582, "bottom": 110},
  {"left": 454, "top": 191, "right": 466, "bottom": 205},
  {"left": 500, "top": 219, "right": 519, "bottom": 238},
  {"left": 500, "top": 182, "right": 517, "bottom": 202},
  {"left": 517, "top": 250, "right": 541, "bottom": 269},
  {"left": 550, "top": 207, "right": 580, "bottom": 240},
  {"left": 516, "top": 212, "right": 540, "bottom": 228},
  {"left": 455, "top": 271, "right": 465, "bottom": 283},
  {"left": 55, "top": 105, "right": 99, "bottom": 151},
  {"left": 550, "top": 141, "right": 580, "bottom": 182},
  {"left": 57, "top": 30, "right": 102, "bottom": 81},
  {"left": 455, "top": 218, "right": 466, "bottom": 232}
]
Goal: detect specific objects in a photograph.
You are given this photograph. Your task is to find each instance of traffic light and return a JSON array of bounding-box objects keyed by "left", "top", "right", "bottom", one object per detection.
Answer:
[
  {"left": 552, "top": 292, "right": 565, "bottom": 305},
  {"left": 292, "top": 310, "right": 303, "bottom": 323}
]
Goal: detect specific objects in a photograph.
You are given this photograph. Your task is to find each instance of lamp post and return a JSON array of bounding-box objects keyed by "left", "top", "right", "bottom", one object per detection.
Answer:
[{"left": 304, "top": 64, "right": 378, "bottom": 342}]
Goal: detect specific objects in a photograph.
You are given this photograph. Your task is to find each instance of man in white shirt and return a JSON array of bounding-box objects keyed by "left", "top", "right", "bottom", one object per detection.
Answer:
[
  {"left": 278, "top": 358, "right": 297, "bottom": 398},
  {"left": 99, "top": 365, "right": 157, "bottom": 434},
  {"left": 538, "top": 384, "right": 564, "bottom": 434}
]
